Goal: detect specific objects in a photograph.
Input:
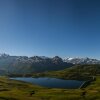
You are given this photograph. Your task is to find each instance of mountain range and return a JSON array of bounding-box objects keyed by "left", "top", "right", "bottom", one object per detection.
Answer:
[
  {"left": 0, "top": 53, "right": 100, "bottom": 75},
  {"left": 63, "top": 57, "right": 100, "bottom": 64},
  {"left": 0, "top": 53, "right": 72, "bottom": 75}
]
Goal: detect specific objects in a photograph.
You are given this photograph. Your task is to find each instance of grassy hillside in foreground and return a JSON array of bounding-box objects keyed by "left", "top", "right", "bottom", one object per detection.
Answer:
[
  {"left": 0, "top": 76, "right": 100, "bottom": 100},
  {"left": 33, "top": 64, "right": 100, "bottom": 80}
]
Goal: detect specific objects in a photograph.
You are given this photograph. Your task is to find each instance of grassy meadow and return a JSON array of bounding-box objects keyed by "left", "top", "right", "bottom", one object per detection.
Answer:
[{"left": 0, "top": 76, "right": 99, "bottom": 100}]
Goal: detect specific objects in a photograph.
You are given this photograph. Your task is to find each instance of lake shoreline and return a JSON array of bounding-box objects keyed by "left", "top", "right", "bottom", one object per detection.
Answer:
[{"left": 10, "top": 77, "right": 85, "bottom": 89}]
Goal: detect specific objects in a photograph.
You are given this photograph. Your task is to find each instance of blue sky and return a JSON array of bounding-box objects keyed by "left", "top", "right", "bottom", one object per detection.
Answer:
[{"left": 0, "top": 0, "right": 100, "bottom": 59}]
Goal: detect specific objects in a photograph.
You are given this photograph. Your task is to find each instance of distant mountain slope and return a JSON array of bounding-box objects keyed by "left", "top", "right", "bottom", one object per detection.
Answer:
[
  {"left": 64, "top": 57, "right": 100, "bottom": 64},
  {"left": 0, "top": 54, "right": 73, "bottom": 75},
  {"left": 37, "top": 64, "right": 100, "bottom": 80},
  {"left": 0, "top": 53, "right": 100, "bottom": 75}
]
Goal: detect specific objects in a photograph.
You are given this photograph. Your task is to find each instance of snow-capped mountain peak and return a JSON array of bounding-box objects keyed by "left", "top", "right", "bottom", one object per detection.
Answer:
[{"left": 63, "top": 57, "right": 100, "bottom": 64}]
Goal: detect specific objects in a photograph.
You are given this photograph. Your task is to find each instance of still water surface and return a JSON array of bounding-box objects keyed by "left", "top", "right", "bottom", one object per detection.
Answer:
[{"left": 10, "top": 77, "right": 84, "bottom": 89}]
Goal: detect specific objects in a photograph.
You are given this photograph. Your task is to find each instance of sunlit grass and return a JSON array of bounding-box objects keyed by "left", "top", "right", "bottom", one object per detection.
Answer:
[{"left": 0, "top": 76, "right": 99, "bottom": 100}]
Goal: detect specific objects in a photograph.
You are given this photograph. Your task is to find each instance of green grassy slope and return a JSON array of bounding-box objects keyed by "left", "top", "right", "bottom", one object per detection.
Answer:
[
  {"left": 34, "top": 64, "right": 100, "bottom": 80},
  {"left": 0, "top": 76, "right": 100, "bottom": 100}
]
